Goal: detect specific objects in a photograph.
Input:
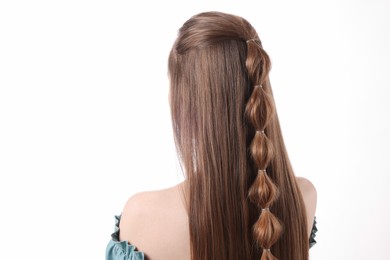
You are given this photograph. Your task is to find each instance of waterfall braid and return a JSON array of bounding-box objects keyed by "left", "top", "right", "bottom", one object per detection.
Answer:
[{"left": 245, "top": 38, "right": 282, "bottom": 260}]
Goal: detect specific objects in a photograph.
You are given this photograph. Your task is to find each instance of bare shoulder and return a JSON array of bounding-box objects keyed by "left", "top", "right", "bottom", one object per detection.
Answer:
[
  {"left": 118, "top": 191, "right": 153, "bottom": 244},
  {"left": 121, "top": 189, "right": 165, "bottom": 220},
  {"left": 118, "top": 183, "right": 190, "bottom": 259},
  {"left": 119, "top": 185, "right": 183, "bottom": 238},
  {"left": 296, "top": 177, "right": 317, "bottom": 236},
  {"left": 296, "top": 177, "right": 317, "bottom": 200}
]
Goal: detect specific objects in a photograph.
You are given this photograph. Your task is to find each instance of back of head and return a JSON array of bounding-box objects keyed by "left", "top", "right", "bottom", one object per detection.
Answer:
[{"left": 168, "top": 11, "right": 309, "bottom": 260}]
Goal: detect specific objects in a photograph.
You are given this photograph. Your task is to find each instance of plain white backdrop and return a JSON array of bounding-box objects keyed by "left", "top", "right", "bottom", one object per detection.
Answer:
[{"left": 0, "top": 1, "right": 389, "bottom": 259}]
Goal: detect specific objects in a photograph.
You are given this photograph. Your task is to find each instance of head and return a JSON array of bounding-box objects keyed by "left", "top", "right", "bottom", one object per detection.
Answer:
[{"left": 168, "top": 11, "right": 308, "bottom": 260}]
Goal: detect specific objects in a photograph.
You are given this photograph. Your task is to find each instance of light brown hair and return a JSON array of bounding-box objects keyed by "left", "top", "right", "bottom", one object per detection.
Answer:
[{"left": 168, "top": 11, "right": 308, "bottom": 260}]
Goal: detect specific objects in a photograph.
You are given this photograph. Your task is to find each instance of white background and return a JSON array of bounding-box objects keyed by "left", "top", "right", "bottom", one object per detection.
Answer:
[{"left": 1, "top": 1, "right": 389, "bottom": 259}]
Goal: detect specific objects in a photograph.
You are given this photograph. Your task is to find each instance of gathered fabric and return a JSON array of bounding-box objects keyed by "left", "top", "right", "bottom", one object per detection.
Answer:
[{"left": 105, "top": 215, "right": 144, "bottom": 260}]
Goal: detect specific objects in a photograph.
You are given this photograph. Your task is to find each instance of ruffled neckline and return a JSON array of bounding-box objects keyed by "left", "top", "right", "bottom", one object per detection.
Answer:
[
  {"left": 105, "top": 215, "right": 145, "bottom": 260},
  {"left": 309, "top": 216, "right": 318, "bottom": 248}
]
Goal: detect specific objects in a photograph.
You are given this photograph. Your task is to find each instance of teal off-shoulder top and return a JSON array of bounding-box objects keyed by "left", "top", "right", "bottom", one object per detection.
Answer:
[{"left": 106, "top": 214, "right": 317, "bottom": 260}]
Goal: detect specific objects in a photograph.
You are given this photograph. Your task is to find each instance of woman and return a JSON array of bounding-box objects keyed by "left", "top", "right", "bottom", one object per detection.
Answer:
[{"left": 106, "top": 11, "right": 317, "bottom": 260}]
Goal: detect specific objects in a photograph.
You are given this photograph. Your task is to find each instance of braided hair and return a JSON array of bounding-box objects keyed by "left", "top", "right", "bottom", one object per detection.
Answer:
[{"left": 245, "top": 38, "right": 282, "bottom": 259}]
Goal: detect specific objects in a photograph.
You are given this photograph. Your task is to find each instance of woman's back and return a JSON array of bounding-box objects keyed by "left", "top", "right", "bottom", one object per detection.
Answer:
[{"left": 115, "top": 177, "right": 316, "bottom": 259}]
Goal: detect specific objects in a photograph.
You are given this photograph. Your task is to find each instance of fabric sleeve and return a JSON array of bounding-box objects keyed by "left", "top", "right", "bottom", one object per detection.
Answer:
[
  {"left": 309, "top": 216, "right": 318, "bottom": 248},
  {"left": 105, "top": 215, "right": 145, "bottom": 260}
]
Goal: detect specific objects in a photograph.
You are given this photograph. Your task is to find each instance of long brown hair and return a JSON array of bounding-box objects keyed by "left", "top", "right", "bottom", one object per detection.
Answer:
[{"left": 168, "top": 11, "right": 308, "bottom": 260}]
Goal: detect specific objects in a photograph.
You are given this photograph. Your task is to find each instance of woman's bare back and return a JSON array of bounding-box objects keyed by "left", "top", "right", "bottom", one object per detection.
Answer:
[{"left": 119, "top": 178, "right": 316, "bottom": 260}]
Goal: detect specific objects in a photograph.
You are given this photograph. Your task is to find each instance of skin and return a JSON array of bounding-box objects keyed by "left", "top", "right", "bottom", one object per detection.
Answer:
[
  {"left": 121, "top": 29, "right": 319, "bottom": 259},
  {"left": 119, "top": 177, "right": 317, "bottom": 260}
]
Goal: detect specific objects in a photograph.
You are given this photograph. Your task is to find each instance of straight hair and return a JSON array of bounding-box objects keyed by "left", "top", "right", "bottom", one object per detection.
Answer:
[{"left": 168, "top": 11, "right": 309, "bottom": 260}]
